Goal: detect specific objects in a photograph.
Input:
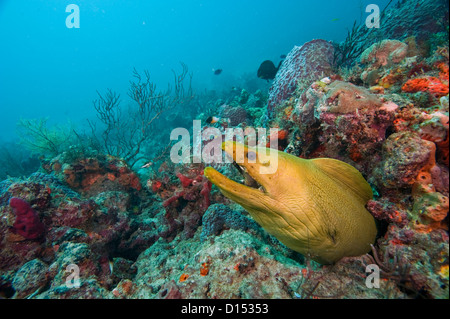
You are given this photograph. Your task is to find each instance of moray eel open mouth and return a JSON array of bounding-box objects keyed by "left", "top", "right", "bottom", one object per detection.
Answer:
[
  {"left": 232, "top": 160, "right": 265, "bottom": 192},
  {"left": 204, "top": 141, "right": 277, "bottom": 212},
  {"left": 204, "top": 141, "right": 377, "bottom": 264}
]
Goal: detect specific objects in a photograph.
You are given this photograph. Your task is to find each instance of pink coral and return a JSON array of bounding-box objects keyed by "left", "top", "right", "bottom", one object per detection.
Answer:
[{"left": 9, "top": 198, "right": 45, "bottom": 240}]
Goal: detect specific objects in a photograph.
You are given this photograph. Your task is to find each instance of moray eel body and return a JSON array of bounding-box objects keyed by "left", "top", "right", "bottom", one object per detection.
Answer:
[{"left": 204, "top": 141, "right": 377, "bottom": 264}]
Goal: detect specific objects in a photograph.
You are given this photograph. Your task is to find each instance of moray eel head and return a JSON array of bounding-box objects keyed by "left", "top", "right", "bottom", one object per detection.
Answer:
[{"left": 204, "top": 141, "right": 377, "bottom": 264}]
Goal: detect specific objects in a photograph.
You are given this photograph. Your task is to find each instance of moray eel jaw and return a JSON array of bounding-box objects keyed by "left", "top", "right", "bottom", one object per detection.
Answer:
[
  {"left": 204, "top": 141, "right": 377, "bottom": 264},
  {"left": 204, "top": 141, "right": 279, "bottom": 212}
]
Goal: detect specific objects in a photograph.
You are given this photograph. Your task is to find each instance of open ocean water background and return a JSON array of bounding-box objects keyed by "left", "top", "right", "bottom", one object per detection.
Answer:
[{"left": 0, "top": 0, "right": 391, "bottom": 143}]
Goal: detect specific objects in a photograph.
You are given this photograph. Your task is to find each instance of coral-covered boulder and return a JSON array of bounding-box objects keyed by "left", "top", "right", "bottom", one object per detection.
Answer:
[
  {"left": 48, "top": 154, "right": 141, "bottom": 196},
  {"left": 218, "top": 104, "right": 248, "bottom": 126},
  {"left": 360, "top": 40, "right": 408, "bottom": 68},
  {"left": 200, "top": 204, "right": 261, "bottom": 241},
  {"left": 267, "top": 39, "right": 334, "bottom": 116},
  {"left": 411, "top": 191, "right": 449, "bottom": 232},
  {"left": 319, "top": 81, "right": 383, "bottom": 114},
  {"left": 374, "top": 131, "right": 436, "bottom": 189},
  {"left": 51, "top": 199, "right": 97, "bottom": 228},
  {"left": 289, "top": 78, "right": 393, "bottom": 171},
  {"left": 359, "top": 39, "right": 408, "bottom": 86},
  {"left": 12, "top": 258, "right": 48, "bottom": 298}
]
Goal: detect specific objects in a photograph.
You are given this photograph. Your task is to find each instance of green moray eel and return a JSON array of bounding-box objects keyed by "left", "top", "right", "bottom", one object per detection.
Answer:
[{"left": 204, "top": 141, "right": 377, "bottom": 264}]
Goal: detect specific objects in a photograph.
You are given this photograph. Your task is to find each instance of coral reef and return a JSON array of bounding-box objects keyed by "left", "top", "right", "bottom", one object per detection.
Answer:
[
  {"left": 252, "top": 23, "right": 448, "bottom": 297},
  {"left": 267, "top": 39, "right": 335, "bottom": 116},
  {"left": 200, "top": 204, "right": 262, "bottom": 241},
  {"left": 0, "top": 155, "right": 157, "bottom": 297},
  {"left": 218, "top": 104, "right": 249, "bottom": 127},
  {"left": 402, "top": 77, "right": 449, "bottom": 97},
  {"left": 0, "top": 0, "right": 448, "bottom": 299},
  {"left": 332, "top": 0, "right": 448, "bottom": 71},
  {"left": 286, "top": 77, "right": 394, "bottom": 169},
  {"left": 159, "top": 164, "right": 212, "bottom": 240},
  {"left": 370, "top": 0, "right": 448, "bottom": 46},
  {"left": 374, "top": 131, "right": 436, "bottom": 189},
  {"left": 360, "top": 40, "right": 408, "bottom": 68},
  {"left": 45, "top": 154, "right": 142, "bottom": 196},
  {"left": 130, "top": 229, "right": 307, "bottom": 299}
]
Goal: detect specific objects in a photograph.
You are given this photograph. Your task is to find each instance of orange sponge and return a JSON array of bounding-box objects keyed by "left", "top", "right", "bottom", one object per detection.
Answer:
[{"left": 402, "top": 76, "right": 449, "bottom": 97}]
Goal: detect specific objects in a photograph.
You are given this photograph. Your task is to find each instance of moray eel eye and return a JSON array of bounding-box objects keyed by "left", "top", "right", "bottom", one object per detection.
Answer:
[
  {"left": 246, "top": 151, "right": 256, "bottom": 161},
  {"left": 204, "top": 141, "right": 377, "bottom": 264}
]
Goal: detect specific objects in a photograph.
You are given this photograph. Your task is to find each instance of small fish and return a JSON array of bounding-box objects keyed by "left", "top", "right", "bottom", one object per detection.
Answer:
[
  {"left": 141, "top": 161, "right": 153, "bottom": 168},
  {"left": 206, "top": 116, "right": 221, "bottom": 124},
  {"left": 257, "top": 60, "right": 283, "bottom": 81},
  {"left": 280, "top": 54, "right": 286, "bottom": 59},
  {"left": 331, "top": 18, "right": 340, "bottom": 22},
  {"left": 213, "top": 68, "right": 222, "bottom": 75},
  {"left": 109, "top": 260, "right": 114, "bottom": 274}
]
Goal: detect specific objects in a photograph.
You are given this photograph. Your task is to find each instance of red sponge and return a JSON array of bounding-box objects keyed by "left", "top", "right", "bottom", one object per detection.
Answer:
[{"left": 9, "top": 197, "right": 45, "bottom": 239}]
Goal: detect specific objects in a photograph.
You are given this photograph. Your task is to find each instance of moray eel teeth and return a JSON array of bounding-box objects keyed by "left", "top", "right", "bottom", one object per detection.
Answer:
[{"left": 204, "top": 141, "right": 377, "bottom": 264}]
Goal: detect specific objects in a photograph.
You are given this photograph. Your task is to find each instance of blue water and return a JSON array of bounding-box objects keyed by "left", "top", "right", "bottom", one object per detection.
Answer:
[{"left": 0, "top": 0, "right": 391, "bottom": 143}]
